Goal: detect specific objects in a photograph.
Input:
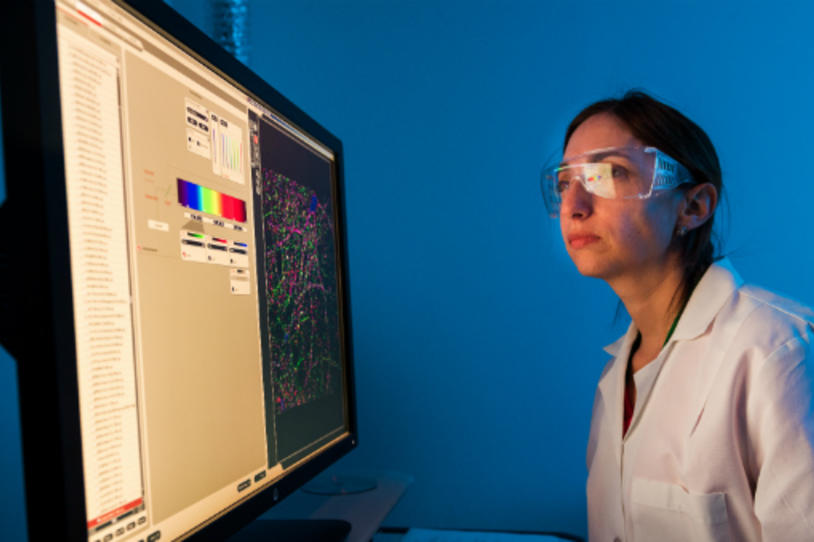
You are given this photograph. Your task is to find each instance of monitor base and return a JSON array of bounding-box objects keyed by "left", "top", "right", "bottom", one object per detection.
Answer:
[
  {"left": 302, "top": 474, "right": 378, "bottom": 496},
  {"left": 228, "top": 519, "right": 352, "bottom": 542}
]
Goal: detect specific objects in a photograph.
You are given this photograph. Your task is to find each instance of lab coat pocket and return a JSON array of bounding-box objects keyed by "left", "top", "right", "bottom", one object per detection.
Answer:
[{"left": 630, "top": 478, "right": 730, "bottom": 542}]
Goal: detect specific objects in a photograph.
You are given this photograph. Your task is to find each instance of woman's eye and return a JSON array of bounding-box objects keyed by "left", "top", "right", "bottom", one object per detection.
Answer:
[
  {"left": 611, "top": 165, "right": 629, "bottom": 180},
  {"left": 556, "top": 179, "right": 570, "bottom": 193}
]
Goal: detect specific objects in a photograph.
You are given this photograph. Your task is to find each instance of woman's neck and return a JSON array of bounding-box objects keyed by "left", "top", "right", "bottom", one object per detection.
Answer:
[{"left": 609, "top": 257, "right": 684, "bottom": 371}]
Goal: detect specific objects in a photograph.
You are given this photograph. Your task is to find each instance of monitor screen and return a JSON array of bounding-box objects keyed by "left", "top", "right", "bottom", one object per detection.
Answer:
[{"left": 0, "top": 1, "right": 355, "bottom": 540}]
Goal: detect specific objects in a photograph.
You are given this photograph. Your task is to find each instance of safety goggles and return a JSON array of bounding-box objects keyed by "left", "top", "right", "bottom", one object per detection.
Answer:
[{"left": 540, "top": 146, "right": 693, "bottom": 217}]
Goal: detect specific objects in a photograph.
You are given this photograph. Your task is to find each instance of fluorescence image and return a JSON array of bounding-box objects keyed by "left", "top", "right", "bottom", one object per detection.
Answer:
[{"left": 262, "top": 168, "right": 340, "bottom": 414}]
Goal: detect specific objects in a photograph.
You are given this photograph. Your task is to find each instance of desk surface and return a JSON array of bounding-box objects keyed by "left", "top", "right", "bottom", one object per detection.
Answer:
[
  {"left": 261, "top": 470, "right": 413, "bottom": 542},
  {"left": 376, "top": 529, "right": 580, "bottom": 542},
  {"left": 259, "top": 471, "right": 582, "bottom": 542}
]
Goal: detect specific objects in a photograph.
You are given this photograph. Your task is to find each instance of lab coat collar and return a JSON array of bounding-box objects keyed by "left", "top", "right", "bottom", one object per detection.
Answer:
[
  {"left": 670, "top": 258, "right": 743, "bottom": 342},
  {"left": 602, "top": 258, "right": 743, "bottom": 357}
]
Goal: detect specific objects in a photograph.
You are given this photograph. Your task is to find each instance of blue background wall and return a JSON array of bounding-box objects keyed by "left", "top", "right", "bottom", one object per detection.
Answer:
[
  {"left": 3, "top": 1, "right": 814, "bottom": 539},
  {"left": 0, "top": 80, "right": 29, "bottom": 541}
]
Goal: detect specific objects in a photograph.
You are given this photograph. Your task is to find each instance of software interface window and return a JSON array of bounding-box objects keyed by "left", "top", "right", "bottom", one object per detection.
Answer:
[{"left": 54, "top": 1, "right": 348, "bottom": 540}]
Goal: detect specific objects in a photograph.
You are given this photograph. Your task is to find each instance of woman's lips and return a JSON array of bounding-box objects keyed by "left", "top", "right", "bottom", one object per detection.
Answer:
[{"left": 568, "top": 233, "right": 600, "bottom": 249}]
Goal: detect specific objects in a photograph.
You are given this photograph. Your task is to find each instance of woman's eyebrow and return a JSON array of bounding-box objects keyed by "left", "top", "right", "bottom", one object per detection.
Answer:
[{"left": 559, "top": 149, "right": 630, "bottom": 168}]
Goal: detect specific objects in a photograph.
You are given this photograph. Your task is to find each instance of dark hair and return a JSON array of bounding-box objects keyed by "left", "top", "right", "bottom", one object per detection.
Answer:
[{"left": 564, "top": 90, "right": 723, "bottom": 313}]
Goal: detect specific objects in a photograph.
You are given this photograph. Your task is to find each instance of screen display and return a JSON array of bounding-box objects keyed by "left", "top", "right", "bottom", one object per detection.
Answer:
[{"left": 53, "top": 1, "right": 350, "bottom": 540}]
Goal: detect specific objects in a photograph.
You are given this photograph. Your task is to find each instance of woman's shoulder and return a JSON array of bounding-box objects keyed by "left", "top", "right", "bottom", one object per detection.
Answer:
[
  {"left": 720, "top": 282, "right": 814, "bottom": 367},
  {"left": 733, "top": 284, "right": 814, "bottom": 336},
  {"left": 686, "top": 282, "right": 814, "bottom": 427},
  {"left": 690, "top": 260, "right": 813, "bottom": 345},
  {"left": 700, "top": 259, "right": 814, "bottom": 332},
  {"left": 738, "top": 284, "right": 814, "bottom": 326}
]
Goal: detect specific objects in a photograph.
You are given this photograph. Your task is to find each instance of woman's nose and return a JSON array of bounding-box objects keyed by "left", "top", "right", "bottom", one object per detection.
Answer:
[{"left": 560, "top": 181, "right": 593, "bottom": 219}]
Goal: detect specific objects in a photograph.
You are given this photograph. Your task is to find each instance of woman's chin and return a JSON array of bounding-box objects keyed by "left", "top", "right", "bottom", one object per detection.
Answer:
[{"left": 571, "top": 256, "right": 613, "bottom": 280}]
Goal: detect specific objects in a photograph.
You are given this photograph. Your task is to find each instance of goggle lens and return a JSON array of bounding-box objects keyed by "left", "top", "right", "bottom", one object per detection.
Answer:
[{"left": 540, "top": 147, "right": 690, "bottom": 217}]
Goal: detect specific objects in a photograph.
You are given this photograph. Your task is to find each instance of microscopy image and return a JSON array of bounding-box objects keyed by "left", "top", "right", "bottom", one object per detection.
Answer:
[{"left": 262, "top": 168, "right": 340, "bottom": 413}]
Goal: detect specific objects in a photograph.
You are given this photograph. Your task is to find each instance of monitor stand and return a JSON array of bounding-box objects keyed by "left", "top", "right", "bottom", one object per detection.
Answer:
[
  {"left": 302, "top": 474, "right": 378, "bottom": 496},
  {"left": 228, "top": 519, "right": 352, "bottom": 542},
  {"left": 255, "top": 471, "right": 413, "bottom": 542}
]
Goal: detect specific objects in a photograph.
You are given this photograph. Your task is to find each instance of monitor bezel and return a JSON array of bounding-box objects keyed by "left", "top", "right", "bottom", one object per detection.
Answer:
[{"left": 0, "top": 1, "right": 358, "bottom": 540}]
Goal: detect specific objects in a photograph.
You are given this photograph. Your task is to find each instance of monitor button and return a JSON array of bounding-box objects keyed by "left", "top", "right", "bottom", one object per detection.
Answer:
[
  {"left": 137, "top": 516, "right": 147, "bottom": 525},
  {"left": 237, "top": 479, "right": 251, "bottom": 492},
  {"left": 127, "top": 521, "right": 136, "bottom": 531},
  {"left": 254, "top": 471, "right": 266, "bottom": 483},
  {"left": 147, "top": 531, "right": 161, "bottom": 542}
]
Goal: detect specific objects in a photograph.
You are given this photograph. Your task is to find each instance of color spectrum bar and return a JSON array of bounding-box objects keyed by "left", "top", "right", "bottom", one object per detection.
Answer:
[{"left": 177, "top": 178, "right": 247, "bottom": 223}]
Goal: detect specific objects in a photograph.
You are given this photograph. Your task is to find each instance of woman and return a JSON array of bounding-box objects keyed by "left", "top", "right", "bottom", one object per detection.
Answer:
[{"left": 543, "top": 91, "right": 814, "bottom": 541}]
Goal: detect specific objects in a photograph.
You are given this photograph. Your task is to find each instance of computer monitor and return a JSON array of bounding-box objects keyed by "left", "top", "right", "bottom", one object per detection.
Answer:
[{"left": 0, "top": 0, "right": 356, "bottom": 540}]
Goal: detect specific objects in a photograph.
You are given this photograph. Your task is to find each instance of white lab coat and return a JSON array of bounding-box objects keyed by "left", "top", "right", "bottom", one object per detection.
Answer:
[{"left": 586, "top": 259, "right": 814, "bottom": 542}]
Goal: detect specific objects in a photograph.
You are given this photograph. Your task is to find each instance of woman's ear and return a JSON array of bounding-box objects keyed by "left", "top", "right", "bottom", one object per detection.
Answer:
[{"left": 679, "top": 183, "right": 717, "bottom": 232}]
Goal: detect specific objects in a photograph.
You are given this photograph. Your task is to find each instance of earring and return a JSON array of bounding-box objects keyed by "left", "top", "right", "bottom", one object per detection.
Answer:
[{"left": 677, "top": 226, "right": 688, "bottom": 237}]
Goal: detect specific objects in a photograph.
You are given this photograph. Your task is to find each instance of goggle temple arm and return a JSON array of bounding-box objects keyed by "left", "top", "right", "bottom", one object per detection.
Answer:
[{"left": 649, "top": 147, "right": 691, "bottom": 189}]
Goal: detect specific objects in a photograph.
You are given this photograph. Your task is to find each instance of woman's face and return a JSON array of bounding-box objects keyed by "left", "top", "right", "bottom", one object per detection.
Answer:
[{"left": 559, "top": 113, "right": 683, "bottom": 282}]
